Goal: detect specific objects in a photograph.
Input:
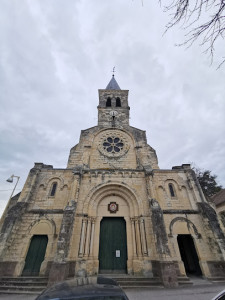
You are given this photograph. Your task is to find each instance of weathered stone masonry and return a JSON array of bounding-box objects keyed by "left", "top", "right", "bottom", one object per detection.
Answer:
[{"left": 1, "top": 76, "right": 225, "bottom": 287}]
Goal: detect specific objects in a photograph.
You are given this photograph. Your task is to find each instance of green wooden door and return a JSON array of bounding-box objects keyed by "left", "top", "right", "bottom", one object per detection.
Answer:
[
  {"left": 22, "top": 235, "right": 48, "bottom": 276},
  {"left": 99, "top": 218, "right": 127, "bottom": 273}
]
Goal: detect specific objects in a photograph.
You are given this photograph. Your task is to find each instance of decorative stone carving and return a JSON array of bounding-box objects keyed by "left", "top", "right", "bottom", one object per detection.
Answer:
[{"left": 98, "top": 130, "right": 130, "bottom": 158}]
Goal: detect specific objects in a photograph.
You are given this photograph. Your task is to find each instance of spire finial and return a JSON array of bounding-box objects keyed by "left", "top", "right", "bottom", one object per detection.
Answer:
[
  {"left": 111, "top": 66, "right": 115, "bottom": 77},
  {"left": 106, "top": 71, "right": 121, "bottom": 90}
]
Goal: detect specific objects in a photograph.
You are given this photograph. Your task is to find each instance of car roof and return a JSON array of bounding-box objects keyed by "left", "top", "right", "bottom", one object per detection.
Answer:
[{"left": 212, "top": 289, "right": 225, "bottom": 300}]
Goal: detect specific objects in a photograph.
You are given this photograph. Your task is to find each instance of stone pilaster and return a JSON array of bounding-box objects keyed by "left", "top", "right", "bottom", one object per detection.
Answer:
[{"left": 48, "top": 202, "right": 77, "bottom": 285}]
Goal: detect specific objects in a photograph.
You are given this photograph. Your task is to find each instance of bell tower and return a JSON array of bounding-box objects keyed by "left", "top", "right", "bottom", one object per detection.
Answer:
[{"left": 98, "top": 75, "right": 130, "bottom": 127}]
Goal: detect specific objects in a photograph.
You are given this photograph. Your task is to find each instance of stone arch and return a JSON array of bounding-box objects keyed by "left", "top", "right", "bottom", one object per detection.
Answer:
[
  {"left": 21, "top": 217, "right": 57, "bottom": 276},
  {"left": 49, "top": 182, "right": 57, "bottom": 197},
  {"left": 106, "top": 97, "right": 111, "bottom": 107},
  {"left": 165, "top": 179, "right": 181, "bottom": 191},
  {"left": 62, "top": 184, "right": 68, "bottom": 190},
  {"left": 40, "top": 176, "right": 65, "bottom": 191},
  {"left": 168, "top": 183, "right": 176, "bottom": 197},
  {"left": 169, "top": 217, "right": 201, "bottom": 238},
  {"left": 27, "top": 217, "right": 56, "bottom": 236},
  {"left": 92, "top": 127, "right": 138, "bottom": 148},
  {"left": 83, "top": 182, "right": 141, "bottom": 217},
  {"left": 157, "top": 184, "right": 165, "bottom": 190},
  {"left": 116, "top": 97, "right": 121, "bottom": 107}
]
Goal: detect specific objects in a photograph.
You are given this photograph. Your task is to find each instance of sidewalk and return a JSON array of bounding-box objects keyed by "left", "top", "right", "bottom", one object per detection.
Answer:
[{"left": 125, "top": 283, "right": 225, "bottom": 300}]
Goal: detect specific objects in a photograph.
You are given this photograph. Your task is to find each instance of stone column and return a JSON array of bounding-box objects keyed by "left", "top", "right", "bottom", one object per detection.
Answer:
[
  {"left": 89, "top": 218, "right": 95, "bottom": 257},
  {"left": 131, "top": 218, "right": 137, "bottom": 257},
  {"left": 84, "top": 218, "right": 91, "bottom": 257},
  {"left": 135, "top": 218, "right": 142, "bottom": 256},
  {"left": 79, "top": 218, "right": 87, "bottom": 257},
  {"left": 140, "top": 218, "right": 148, "bottom": 256}
]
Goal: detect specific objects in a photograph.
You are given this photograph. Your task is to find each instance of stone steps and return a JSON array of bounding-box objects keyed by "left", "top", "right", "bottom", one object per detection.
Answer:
[
  {"left": 0, "top": 290, "right": 40, "bottom": 295},
  {"left": 0, "top": 276, "right": 48, "bottom": 294},
  {"left": 0, "top": 274, "right": 196, "bottom": 294},
  {"left": 101, "top": 274, "right": 194, "bottom": 288},
  {"left": 104, "top": 276, "right": 164, "bottom": 288},
  {"left": 0, "top": 281, "right": 48, "bottom": 286},
  {"left": 1, "top": 276, "right": 48, "bottom": 282},
  {"left": 209, "top": 277, "right": 225, "bottom": 283},
  {"left": 178, "top": 276, "right": 193, "bottom": 286}
]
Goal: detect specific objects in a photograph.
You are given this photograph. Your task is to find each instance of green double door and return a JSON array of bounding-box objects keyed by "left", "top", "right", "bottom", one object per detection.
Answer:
[
  {"left": 22, "top": 235, "right": 48, "bottom": 276},
  {"left": 99, "top": 218, "right": 127, "bottom": 273}
]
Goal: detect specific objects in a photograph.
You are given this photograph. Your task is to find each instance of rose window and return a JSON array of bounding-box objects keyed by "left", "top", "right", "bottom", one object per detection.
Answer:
[
  {"left": 98, "top": 130, "right": 130, "bottom": 158},
  {"left": 103, "top": 137, "right": 124, "bottom": 153}
]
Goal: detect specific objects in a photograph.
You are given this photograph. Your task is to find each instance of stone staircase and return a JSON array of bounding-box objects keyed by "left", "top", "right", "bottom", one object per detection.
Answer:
[
  {"left": 0, "top": 276, "right": 48, "bottom": 294},
  {"left": 101, "top": 274, "right": 164, "bottom": 289},
  {"left": 0, "top": 274, "right": 197, "bottom": 294},
  {"left": 177, "top": 276, "right": 193, "bottom": 286},
  {"left": 208, "top": 277, "right": 225, "bottom": 284},
  {"left": 103, "top": 274, "right": 194, "bottom": 288}
]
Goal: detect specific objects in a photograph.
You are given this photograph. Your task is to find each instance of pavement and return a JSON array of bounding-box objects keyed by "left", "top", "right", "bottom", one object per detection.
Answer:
[
  {"left": 0, "top": 278, "right": 224, "bottom": 300},
  {"left": 125, "top": 283, "right": 225, "bottom": 300}
]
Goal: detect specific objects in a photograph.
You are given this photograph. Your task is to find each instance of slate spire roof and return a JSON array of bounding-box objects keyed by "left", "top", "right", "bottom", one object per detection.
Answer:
[{"left": 106, "top": 75, "right": 121, "bottom": 90}]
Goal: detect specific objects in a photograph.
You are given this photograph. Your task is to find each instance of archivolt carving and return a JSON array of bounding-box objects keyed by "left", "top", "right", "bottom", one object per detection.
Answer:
[
  {"left": 165, "top": 179, "right": 182, "bottom": 191},
  {"left": 83, "top": 182, "right": 141, "bottom": 217},
  {"left": 39, "top": 176, "right": 65, "bottom": 191},
  {"left": 93, "top": 127, "right": 136, "bottom": 145},
  {"left": 27, "top": 216, "right": 56, "bottom": 236},
  {"left": 169, "top": 217, "right": 201, "bottom": 238},
  {"left": 157, "top": 184, "right": 165, "bottom": 191}
]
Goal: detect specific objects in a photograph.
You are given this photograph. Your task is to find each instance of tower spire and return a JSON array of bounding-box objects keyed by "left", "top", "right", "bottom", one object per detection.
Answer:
[{"left": 106, "top": 75, "right": 121, "bottom": 90}]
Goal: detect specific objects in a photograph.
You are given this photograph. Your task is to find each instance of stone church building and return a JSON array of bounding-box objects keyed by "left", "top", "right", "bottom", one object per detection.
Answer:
[{"left": 1, "top": 76, "right": 225, "bottom": 287}]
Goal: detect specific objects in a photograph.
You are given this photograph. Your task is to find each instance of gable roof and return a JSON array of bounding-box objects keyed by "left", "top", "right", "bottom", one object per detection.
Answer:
[{"left": 211, "top": 189, "right": 225, "bottom": 206}]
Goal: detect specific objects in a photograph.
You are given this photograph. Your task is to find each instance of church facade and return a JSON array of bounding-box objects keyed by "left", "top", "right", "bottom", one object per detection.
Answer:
[{"left": 1, "top": 77, "right": 225, "bottom": 287}]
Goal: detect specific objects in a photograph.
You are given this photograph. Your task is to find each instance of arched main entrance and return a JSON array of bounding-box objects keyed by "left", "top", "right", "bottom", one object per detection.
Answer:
[
  {"left": 81, "top": 183, "right": 145, "bottom": 276},
  {"left": 177, "top": 234, "right": 202, "bottom": 276},
  {"left": 99, "top": 217, "right": 127, "bottom": 274},
  {"left": 22, "top": 235, "right": 48, "bottom": 276}
]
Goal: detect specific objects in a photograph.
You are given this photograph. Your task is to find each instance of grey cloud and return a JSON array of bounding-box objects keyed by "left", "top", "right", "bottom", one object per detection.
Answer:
[{"left": 0, "top": 0, "right": 224, "bottom": 217}]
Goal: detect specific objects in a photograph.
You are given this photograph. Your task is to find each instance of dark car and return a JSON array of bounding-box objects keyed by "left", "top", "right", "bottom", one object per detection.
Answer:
[
  {"left": 212, "top": 289, "right": 225, "bottom": 300},
  {"left": 36, "top": 277, "right": 129, "bottom": 300}
]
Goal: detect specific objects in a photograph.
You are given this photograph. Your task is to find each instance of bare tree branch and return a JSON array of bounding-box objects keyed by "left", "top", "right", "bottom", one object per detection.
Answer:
[{"left": 160, "top": 0, "right": 225, "bottom": 67}]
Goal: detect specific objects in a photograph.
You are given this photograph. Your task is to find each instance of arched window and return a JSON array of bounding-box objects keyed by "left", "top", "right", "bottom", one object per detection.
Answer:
[
  {"left": 50, "top": 182, "right": 57, "bottom": 197},
  {"left": 116, "top": 97, "right": 121, "bottom": 107},
  {"left": 106, "top": 97, "right": 111, "bottom": 107},
  {"left": 169, "top": 183, "right": 175, "bottom": 197}
]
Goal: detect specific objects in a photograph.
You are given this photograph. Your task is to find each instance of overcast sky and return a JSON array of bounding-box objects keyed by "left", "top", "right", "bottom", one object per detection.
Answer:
[{"left": 1, "top": 0, "right": 225, "bottom": 217}]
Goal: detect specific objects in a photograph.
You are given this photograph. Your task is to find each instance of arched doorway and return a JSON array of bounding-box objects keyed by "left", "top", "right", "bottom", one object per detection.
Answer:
[
  {"left": 22, "top": 235, "right": 48, "bottom": 276},
  {"left": 99, "top": 217, "right": 127, "bottom": 274},
  {"left": 177, "top": 234, "right": 202, "bottom": 276}
]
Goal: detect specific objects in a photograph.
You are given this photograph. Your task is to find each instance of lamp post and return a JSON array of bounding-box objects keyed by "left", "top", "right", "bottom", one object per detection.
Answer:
[
  {"left": 0, "top": 175, "right": 20, "bottom": 229},
  {"left": 6, "top": 175, "right": 20, "bottom": 201}
]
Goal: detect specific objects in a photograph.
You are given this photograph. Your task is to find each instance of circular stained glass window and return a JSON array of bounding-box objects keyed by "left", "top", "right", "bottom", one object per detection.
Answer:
[
  {"left": 98, "top": 130, "right": 130, "bottom": 158},
  {"left": 103, "top": 137, "right": 124, "bottom": 153}
]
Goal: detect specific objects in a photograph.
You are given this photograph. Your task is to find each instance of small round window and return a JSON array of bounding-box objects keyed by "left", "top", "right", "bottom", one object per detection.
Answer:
[{"left": 103, "top": 137, "right": 124, "bottom": 153}]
